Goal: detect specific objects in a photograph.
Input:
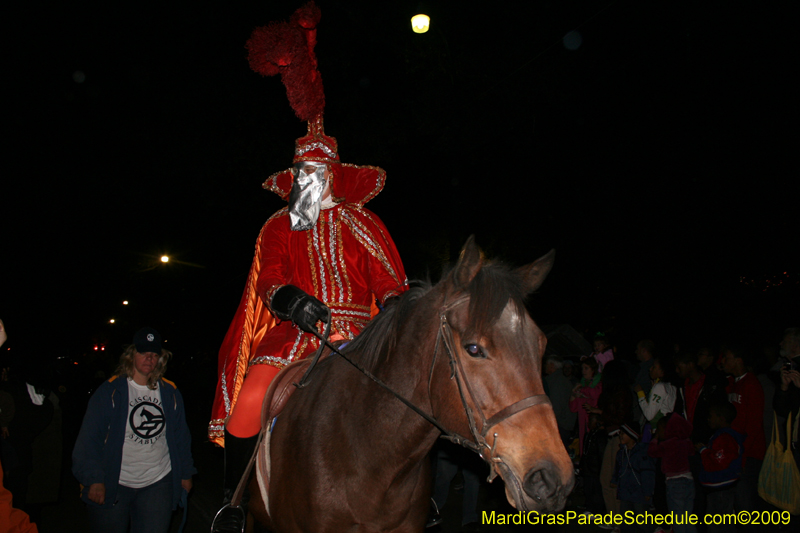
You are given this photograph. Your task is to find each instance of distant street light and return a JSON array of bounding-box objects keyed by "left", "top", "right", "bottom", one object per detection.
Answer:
[
  {"left": 122, "top": 300, "right": 129, "bottom": 305},
  {"left": 109, "top": 319, "right": 115, "bottom": 324},
  {"left": 411, "top": 14, "right": 430, "bottom": 34},
  {"left": 161, "top": 255, "right": 169, "bottom": 263}
]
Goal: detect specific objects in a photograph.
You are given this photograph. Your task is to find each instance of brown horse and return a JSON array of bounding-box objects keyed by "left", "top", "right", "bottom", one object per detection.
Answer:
[{"left": 249, "top": 237, "right": 574, "bottom": 531}]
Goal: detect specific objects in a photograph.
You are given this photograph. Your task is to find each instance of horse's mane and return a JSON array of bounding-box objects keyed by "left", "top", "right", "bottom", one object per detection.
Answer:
[
  {"left": 341, "top": 261, "right": 528, "bottom": 372},
  {"left": 341, "top": 283, "right": 431, "bottom": 372}
]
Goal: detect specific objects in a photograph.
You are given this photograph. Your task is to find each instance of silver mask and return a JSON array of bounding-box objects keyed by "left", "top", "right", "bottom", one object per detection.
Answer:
[{"left": 288, "top": 162, "right": 327, "bottom": 231}]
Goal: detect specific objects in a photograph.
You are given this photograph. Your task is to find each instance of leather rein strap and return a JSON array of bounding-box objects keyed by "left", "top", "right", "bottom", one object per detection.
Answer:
[
  {"left": 305, "top": 294, "right": 551, "bottom": 462},
  {"left": 433, "top": 297, "right": 551, "bottom": 465}
]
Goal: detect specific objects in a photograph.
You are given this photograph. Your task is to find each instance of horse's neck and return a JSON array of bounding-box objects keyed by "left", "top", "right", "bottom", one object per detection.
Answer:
[{"left": 337, "top": 305, "right": 442, "bottom": 469}]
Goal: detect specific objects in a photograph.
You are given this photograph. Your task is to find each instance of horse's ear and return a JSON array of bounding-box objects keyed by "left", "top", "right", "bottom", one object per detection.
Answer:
[
  {"left": 453, "top": 235, "right": 483, "bottom": 289},
  {"left": 517, "top": 249, "right": 555, "bottom": 294}
]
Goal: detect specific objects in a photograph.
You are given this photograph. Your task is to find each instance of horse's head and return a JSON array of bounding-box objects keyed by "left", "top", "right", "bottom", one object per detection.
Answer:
[{"left": 429, "top": 237, "right": 575, "bottom": 513}]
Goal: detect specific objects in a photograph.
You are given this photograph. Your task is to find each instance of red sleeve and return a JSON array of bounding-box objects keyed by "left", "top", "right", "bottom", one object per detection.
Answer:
[
  {"left": 342, "top": 207, "right": 407, "bottom": 303},
  {"left": 648, "top": 438, "right": 665, "bottom": 458},
  {"left": 569, "top": 395, "right": 580, "bottom": 413},
  {"left": 1, "top": 459, "right": 39, "bottom": 533},
  {"left": 701, "top": 433, "right": 739, "bottom": 472},
  {"left": 255, "top": 213, "right": 290, "bottom": 305},
  {"left": 585, "top": 383, "right": 603, "bottom": 408}
]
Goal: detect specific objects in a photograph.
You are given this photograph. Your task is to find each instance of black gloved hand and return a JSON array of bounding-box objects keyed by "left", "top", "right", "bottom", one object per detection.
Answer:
[{"left": 270, "top": 285, "right": 329, "bottom": 334}]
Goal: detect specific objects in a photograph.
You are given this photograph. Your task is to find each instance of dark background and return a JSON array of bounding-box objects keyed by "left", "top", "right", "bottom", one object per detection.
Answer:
[{"left": 3, "top": 0, "right": 797, "bottom": 372}]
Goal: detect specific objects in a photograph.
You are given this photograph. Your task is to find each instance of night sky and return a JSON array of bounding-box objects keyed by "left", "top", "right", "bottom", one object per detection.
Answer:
[{"left": 4, "top": 0, "right": 797, "bottom": 366}]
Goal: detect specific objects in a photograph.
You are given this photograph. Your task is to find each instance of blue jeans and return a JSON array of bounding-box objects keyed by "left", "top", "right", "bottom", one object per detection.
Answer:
[
  {"left": 666, "top": 477, "right": 696, "bottom": 533},
  {"left": 706, "top": 486, "right": 736, "bottom": 533},
  {"left": 619, "top": 499, "right": 650, "bottom": 533},
  {"left": 88, "top": 471, "right": 173, "bottom": 533}
]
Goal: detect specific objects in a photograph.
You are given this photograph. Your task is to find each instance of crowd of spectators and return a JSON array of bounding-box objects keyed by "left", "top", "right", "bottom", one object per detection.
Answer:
[{"left": 544, "top": 326, "right": 800, "bottom": 532}]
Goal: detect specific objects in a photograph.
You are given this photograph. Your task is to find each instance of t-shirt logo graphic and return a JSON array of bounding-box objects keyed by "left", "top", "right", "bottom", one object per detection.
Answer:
[{"left": 129, "top": 402, "right": 166, "bottom": 439}]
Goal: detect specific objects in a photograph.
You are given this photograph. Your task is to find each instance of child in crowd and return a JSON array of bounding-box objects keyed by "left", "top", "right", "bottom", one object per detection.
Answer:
[
  {"left": 635, "top": 355, "right": 677, "bottom": 437},
  {"left": 648, "top": 413, "right": 696, "bottom": 533},
  {"left": 611, "top": 422, "right": 655, "bottom": 533},
  {"left": 570, "top": 357, "right": 603, "bottom": 456},
  {"left": 590, "top": 334, "right": 615, "bottom": 371},
  {"left": 580, "top": 413, "right": 608, "bottom": 515},
  {"left": 697, "top": 402, "right": 744, "bottom": 533}
]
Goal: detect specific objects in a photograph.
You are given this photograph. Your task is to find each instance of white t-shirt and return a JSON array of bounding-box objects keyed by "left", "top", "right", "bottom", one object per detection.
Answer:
[{"left": 119, "top": 379, "right": 172, "bottom": 488}]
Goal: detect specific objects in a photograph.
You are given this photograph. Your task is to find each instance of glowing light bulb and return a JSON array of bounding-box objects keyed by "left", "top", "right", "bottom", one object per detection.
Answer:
[{"left": 411, "top": 14, "right": 430, "bottom": 34}]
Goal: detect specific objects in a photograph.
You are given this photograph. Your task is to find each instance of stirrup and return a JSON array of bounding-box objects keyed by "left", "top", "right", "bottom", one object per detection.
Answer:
[
  {"left": 426, "top": 498, "right": 443, "bottom": 528},
  {"left": 210, "top": 502, "right": 246, "bottom": 533}
]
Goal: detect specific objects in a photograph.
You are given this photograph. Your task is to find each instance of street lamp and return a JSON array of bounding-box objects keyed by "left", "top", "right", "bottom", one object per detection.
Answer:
[
  {"left": 161, "top": 255, "right": 169, "bottom": 263},
  {"left": 411, "top": 14, "right": 430, "bottom": 34}
]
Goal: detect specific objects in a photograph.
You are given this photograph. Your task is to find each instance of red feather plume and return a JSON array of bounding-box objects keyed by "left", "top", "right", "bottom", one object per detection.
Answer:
[{"left": 246, "top": 2, "right": 324, "bottom": 122}]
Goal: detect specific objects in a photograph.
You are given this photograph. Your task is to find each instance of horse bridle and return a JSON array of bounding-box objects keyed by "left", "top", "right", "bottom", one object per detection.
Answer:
[
  {"left": 216, "top": 293, "right": 553, "bottom": 529},
  {"left": 430, "top": 295, "right": 552, "bottom": 484},
  {"left": 304, "top": 294, "right": 551, "bottom": 479}
]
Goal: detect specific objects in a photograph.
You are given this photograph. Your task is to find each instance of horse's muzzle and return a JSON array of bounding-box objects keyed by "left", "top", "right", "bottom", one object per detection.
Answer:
[
  {"left": 494, "top": 459, "right": 575, "bottom": 513},
  {"left": 521, "top": 461, "right": 575, "bottom": 512},
  {"left": 517, "top": 461, "right": 575, "bottom": 512}
]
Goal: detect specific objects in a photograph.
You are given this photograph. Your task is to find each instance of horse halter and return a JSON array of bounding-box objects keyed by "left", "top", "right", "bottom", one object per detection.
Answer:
[{"left": 431, "top": 296, "right": 552, "bottom": 480}]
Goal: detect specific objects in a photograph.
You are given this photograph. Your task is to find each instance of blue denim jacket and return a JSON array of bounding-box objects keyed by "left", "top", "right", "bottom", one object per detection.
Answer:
[
  {"left": 72, "top": 375, "right": 197, "bottom": 509},
  {"left": 612, "top": 442, "right": 655, "bottom": 504}
]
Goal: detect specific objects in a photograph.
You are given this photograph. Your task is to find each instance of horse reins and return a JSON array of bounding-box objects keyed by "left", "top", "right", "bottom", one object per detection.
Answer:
[
  {"left": 220, "top": 294, "right": 553, "bottom": 525},
  {"left": 303, "top": 294, "right": 552, "bottom": 470}
]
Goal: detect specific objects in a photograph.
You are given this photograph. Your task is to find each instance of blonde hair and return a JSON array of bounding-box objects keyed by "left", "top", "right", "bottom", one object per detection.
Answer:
[{"left": 115, "top": 344, "right": 172, "bottom": 390}]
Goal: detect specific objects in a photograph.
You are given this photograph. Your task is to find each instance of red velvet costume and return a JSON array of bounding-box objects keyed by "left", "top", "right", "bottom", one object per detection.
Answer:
[
  {"left": 208, "top": 142, "right": 407, "bottom": 446},
  {"left": 208, "top": 3, "right": 407, "bottom": 447}
]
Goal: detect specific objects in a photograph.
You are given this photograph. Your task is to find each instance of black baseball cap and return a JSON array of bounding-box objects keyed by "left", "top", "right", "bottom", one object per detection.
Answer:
[{"left": 133, "top": 327, "right": 162, "bottom": 354}]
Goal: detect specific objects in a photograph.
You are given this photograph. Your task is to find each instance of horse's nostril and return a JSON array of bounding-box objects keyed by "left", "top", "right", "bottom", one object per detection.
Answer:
[{"left": 523, "top": 463, "right": 559, "bottom": 502}]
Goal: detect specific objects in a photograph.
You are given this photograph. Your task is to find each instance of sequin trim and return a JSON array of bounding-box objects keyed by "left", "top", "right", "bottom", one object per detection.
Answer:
[
  {"left": 335, "top": 216, "right": 352, "bottom": 303},
  {"left": 251, "top": 355, "right": 292, "bottom": 367},
  {"left": 341, "top": 210, "right": 399, "bottom": 283},
  {"left": 221, "top": 368, "right": 231, "bottom": 415},
  {"left": 312, "top": 224, "right": 329, "bottom": 302},
  {"left": 265, "top": 284, "right": 283, "bottom": 307},
  {"left": 209, "top": 420, "right": 225, "bottom": 433},
  {"left": 288, "top": 329, "right": 304, "bottom": 361},
  {"left": 307, "top": 232, "right": 318, "bottom": 297},
  {"left": 328, "top": 308, "right": 372, "bottom": 319},
  {"left": 296, "top": 141, "right": 336, "bottom": 158},
  {"left": 327, "top": 211, "right": 345, "bottom": 303}
]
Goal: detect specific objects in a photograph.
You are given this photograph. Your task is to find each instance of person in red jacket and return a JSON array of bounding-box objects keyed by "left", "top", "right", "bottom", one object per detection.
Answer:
[
  {"left": 0, "top": 323, "right": 38, "bottom": 533},
  {"left": 721, "top": 344, "right": 765, "bottom": 513},
  {"left": 697, "top": 401, "right": 744, "bottom": 533},
  {"left": 648, "top": 413, "right": 696, "bottom": 533},
  {"left": 1, "top": 458, "right": 38, "bottom": 533}
]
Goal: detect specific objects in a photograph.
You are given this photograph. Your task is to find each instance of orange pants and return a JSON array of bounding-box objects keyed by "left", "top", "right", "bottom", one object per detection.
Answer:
[{"left": 226, "top": 365, "right": 282, "bottom": 438}]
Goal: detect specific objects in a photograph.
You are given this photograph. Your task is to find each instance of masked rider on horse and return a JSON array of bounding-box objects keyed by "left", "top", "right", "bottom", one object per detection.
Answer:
[{"left": 208, "top": 4, "right": 407, "bottom": 531}]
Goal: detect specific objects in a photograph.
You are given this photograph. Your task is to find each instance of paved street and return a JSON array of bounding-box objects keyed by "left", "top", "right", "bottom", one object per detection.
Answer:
[{"left": 38, "top": 433, "right": 600, "bottom": 533}]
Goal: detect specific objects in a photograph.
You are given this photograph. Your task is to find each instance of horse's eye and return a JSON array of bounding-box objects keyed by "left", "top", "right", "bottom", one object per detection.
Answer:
[{"left": 464, "top": 344, "right": 485, "bottom": 359}]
